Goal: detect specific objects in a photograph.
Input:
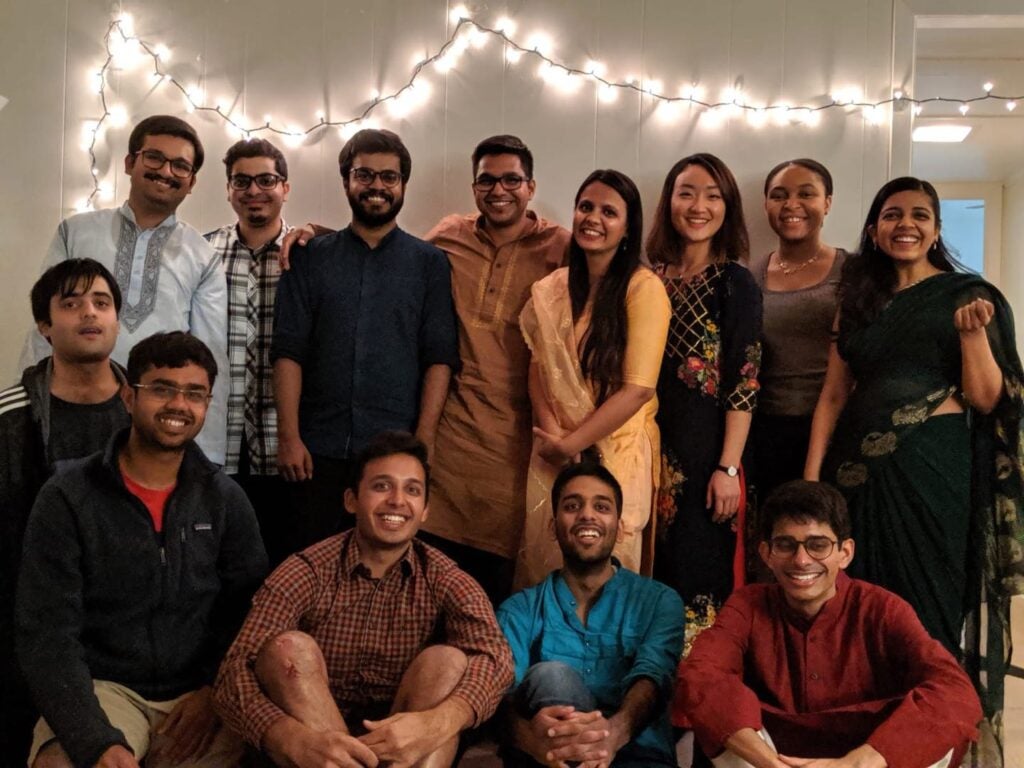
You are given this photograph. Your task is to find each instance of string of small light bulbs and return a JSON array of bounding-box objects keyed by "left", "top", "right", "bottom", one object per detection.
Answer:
[{"left": 78, "top": 7, "right": 1023, "bottom": 212}]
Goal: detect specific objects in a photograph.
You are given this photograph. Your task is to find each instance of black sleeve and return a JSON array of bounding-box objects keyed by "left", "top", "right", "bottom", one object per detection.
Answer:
[{"left": 720, "top": 264, "right": 764, "bottom": 411}]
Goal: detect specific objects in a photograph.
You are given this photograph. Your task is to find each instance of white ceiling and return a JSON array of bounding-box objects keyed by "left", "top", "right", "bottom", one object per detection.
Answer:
[{"left": 912, "top": 23, "right": 1024, "bottom": 182}]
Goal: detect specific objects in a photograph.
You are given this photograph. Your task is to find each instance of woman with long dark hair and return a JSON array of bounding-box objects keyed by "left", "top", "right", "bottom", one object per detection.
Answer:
[
  {"left": 805, "top": 176, "right": 1023, "bottom": 763},
  {"left": 750, "top": 159, "right": 847, "bottom": 499},
  {"left": 515, "top": 169, "right": 670, "bottom": 587},
  {"left": 647, "top": 153, "right": 762, "bottom": 649}
]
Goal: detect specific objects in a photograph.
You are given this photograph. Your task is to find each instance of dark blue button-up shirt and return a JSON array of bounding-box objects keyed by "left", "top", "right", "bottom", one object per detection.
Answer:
[{"left": 271, "top": 226, "right": 458, "bottom": 458}]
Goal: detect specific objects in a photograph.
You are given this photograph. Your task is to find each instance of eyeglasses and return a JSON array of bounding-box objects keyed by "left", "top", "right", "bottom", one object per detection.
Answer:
[
  {"left": 229, "top": 173, "right": 286, "bottom": 190},
  {"left": 768, "top": 535, "right": 838, "bottom": 560},
  {"left": 134, "top": 149, "right": 195, "bottom": 179},
  {"left": 473, "top": 173, "right": 528, "bottom": 191},
  {"left": 132, "top": 383, "right": 211, "bottom": 405},
  {"left": 350, "top": 168, "right": 402, "bottom": 187}
]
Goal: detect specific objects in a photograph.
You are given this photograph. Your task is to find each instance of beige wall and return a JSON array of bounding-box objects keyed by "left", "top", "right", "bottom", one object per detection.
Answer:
[{"left": 0, "top": 0, "right": 907, "bottom": 381}]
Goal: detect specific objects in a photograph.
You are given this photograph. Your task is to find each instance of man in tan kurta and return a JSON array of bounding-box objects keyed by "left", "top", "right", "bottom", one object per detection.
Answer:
[{"left": 420, "top": 135, "right": 570, "bottom": 603}]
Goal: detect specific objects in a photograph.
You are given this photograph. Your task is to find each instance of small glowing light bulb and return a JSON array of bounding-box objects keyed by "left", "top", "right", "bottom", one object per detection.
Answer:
[
  {"left": 1007, "top": 101, "right": 1017, "bottom": 112},
  {"left": 983, "top": 82, "right": 994, "bottom": 92}
]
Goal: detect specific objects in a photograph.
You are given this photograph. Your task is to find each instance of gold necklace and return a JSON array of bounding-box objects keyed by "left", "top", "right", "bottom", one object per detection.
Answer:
[{"left": 775, "top": 245, "right": 826, "bottom": 275}]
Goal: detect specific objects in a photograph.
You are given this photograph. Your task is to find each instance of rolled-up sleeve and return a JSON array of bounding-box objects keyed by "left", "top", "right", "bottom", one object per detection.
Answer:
[
  {"left": 213, "top": 557, "right": 319, "bottom": 748},
  {"left": 270, "top": 245, "right": 316, "bottom": 366},
  {"left": 418, "top": 247, "right": 460, "bottom": 371},
  {"left": 438, "top": 569, "right": 514, "bottom": 724},
  {"left": 622, "top": 586, "right": 684, "bottom": 698}
]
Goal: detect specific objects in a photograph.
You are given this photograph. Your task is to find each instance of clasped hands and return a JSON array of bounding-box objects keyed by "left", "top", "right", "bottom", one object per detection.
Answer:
[{"left": 526, "top": 705, "right": 627, "bottom": 768}]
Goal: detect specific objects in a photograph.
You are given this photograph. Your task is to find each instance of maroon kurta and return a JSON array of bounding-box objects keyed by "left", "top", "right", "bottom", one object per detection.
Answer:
[{"left": 678, "top": 573, "right": 981, "bottom": 767}]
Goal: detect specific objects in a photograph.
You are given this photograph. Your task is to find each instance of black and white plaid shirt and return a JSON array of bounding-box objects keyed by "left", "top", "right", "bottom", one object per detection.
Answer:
[{"left": 204, "top": 221, "right": 288, "bottom": 475}]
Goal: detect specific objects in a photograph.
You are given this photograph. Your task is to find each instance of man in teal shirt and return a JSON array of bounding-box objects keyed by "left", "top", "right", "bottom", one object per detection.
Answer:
[{"left": 497, "top": 462, "right": 684, "bottom": 767}]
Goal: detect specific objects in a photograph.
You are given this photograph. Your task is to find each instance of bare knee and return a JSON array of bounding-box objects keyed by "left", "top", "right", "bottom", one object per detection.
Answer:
[
  {"left": 395, "top": 645, "right": 468, "bottom": 711},
  {"left": 32, "top": 742, "right": 72, "bottom": 768},
  {"left": 255, "top": 630, "right": 327, "bottom": 688}
]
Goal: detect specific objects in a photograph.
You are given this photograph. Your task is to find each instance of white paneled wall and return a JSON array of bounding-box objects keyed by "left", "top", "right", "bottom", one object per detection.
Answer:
[{"left": 0, "top": 0, "right": 908, "bottom": 381}]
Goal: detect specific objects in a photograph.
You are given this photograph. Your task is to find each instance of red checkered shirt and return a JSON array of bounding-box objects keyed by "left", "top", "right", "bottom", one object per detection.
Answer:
[{"left": 214, "top": 530, "right": 513, "bottom": 747}]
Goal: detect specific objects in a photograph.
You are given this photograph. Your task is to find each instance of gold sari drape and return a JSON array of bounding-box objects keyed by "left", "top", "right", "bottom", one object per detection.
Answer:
[{"left": 514, "top": 268, "right": 663, "bottom": 588}]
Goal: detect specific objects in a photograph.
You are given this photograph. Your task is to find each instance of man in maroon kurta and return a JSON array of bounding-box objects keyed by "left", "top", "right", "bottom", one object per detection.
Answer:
[{"left": 678, "top": 480, "right": 981, "bottom": 768}]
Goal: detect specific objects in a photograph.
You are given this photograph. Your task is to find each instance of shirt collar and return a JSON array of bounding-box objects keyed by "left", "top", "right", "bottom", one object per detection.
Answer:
[
  {"left": 776, "top": 570, "right": 851, "bottom": 631},
  {"left": 230, "top": 219, "right": 288, "bottom": 257},
  {"left": 340, "top": 531, "right": 416, "bottom": 580},
  {"left": 472, "top": 209, "right": 540, "bottom": 245},
  {"left": 119, "top": 201, "right": 176, "bottom": 231},
  {"left": 345, "top": 223, "right": 402, "bottom": 251}
]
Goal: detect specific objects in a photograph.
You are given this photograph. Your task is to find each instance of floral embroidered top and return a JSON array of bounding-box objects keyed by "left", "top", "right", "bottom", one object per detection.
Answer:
[{"left": 655, "top": 261, "right": 762, "bottom": 411}]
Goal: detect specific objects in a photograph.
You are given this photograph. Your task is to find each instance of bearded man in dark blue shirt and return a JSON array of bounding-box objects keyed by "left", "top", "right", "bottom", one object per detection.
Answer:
[{"left": 271, "top": 128, "right": 459, "bottom": 554}]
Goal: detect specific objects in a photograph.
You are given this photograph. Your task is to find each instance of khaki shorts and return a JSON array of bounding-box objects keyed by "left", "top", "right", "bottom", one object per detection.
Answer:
[{"left": 28, "top": 680, "right": 243, "bottom": 767}]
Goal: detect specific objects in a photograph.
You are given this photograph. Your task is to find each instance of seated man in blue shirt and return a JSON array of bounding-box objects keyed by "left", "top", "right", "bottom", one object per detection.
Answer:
[{"left": 497, "top": 462, "right": 685, "bottom": 767}]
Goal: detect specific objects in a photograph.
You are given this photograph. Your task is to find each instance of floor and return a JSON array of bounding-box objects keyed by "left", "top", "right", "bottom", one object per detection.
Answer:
[{"left": 460, "top": 595, "right": 1024, "bottom": 768}]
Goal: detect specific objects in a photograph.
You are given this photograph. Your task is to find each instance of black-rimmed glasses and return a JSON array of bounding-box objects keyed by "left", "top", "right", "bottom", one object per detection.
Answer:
[
  {"left": 767, "top": 535, "right": 838, "bottom": 560},
  {"left": 132, "top": 383, "right": 212, "bottom": 405},
  {"left": 229, "top": 173, "right": 286, "bottom": 190},
  {"left": 134, "top": 149, "right": 195, "bottom": 178},
  {"left": 350, "top": 168, "right": 402, "bottom": 187},
  {"left": 472, "top": 173, "right": 528, "bottom": 191}
]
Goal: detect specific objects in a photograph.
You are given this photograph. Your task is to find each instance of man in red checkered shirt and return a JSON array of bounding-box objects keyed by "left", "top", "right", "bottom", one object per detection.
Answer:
[{"left": 214, "top": 431, "right": 513, "bottom": 767}]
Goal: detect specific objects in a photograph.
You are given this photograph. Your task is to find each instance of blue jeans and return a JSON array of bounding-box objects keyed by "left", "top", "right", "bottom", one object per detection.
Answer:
[{"left": 504, "top": 662, "right": 676, "bottom": 768}]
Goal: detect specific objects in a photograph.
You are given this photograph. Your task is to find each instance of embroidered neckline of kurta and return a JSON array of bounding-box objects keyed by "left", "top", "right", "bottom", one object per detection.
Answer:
[{"left": 115, "top": 210, "right": 174, "bottom": 332}]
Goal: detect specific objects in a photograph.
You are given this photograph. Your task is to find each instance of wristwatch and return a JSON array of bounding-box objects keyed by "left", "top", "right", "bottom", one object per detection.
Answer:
[{"left": 716, "top": 464, "right": 739, "bottom": 477}]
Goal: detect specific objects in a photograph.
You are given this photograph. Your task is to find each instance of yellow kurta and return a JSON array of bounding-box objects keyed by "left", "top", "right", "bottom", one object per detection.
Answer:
[
  {"left": 514, "top": 266, "right": 671, "bottom": 588},
  {"left": 423, "top": 212, "right": 570, "bottom": 559}
]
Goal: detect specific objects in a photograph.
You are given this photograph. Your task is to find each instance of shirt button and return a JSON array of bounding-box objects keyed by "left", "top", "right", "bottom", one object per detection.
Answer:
[
  {"left": 488, "top": 287, "right": 496, "bottom": 293},
  {"left": 810, "top": 673, "right": 820, "bottom": 680}
]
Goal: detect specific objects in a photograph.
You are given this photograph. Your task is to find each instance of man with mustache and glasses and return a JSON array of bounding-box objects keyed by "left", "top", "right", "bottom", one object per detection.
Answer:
[
  {"left": 678, "top": 481, "right": 981, "bottom": 768},
  {"left": 0, "top": 259, "right": 129, "bottom": 767},
  {"left": 205, "top": 138, "right": 293, "bottom": 568},
  {"left": 272, "top": 129, "right": 458, "bottom": 553},
  {"left": 17, "top": 331, "right": 267, "bottom": 768},
  {"left": 497, "top": 462, "right": 684, "bottom": 768},
  {"left": 22, "top": 115, "right": 229, "bottom": 466}
]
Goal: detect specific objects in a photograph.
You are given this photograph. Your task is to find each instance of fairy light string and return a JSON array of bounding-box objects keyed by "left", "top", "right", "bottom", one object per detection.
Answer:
[{"left": 78, "top": 11, "right": 1023, "bottom": 211}]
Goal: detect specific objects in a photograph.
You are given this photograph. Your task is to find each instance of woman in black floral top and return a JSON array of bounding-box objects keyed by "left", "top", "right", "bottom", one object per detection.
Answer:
[{"left": 646, "top": 154, "right": 762, "bottom": 665}]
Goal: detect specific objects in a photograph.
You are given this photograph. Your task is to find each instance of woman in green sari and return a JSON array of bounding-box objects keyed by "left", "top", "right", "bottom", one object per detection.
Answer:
[{"left": 805, "top": 177, "right": 1023, "bottom": 764}]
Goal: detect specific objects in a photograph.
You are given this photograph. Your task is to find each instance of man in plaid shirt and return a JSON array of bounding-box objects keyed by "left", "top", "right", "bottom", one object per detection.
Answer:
[
  {"left": 214, "top": 431, "right": 513, "bottom": 767},
  {"left": 205, "top": 138, "right": 292, "bottom": 567}
]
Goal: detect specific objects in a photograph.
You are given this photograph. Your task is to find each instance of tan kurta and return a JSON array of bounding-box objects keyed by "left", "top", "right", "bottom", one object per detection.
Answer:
[{"left": 423, "top": 212, "right": 570, "bottom": 559}]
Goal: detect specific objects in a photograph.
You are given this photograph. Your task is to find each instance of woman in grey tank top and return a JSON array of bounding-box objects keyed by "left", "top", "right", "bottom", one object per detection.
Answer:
[{"left": 750, "top": 159, "right": 846, "bottom": 501}]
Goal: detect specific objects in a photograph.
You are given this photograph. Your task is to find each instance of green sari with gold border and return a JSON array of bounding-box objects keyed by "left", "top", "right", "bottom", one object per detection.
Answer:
[{"left": 823, "top": 272, "right": 1023, "bottom": 766}]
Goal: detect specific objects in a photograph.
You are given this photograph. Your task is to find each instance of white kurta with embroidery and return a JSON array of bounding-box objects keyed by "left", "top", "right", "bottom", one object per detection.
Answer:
[{"left": 21, "top": 203, "right": 229, "bottom": 464}]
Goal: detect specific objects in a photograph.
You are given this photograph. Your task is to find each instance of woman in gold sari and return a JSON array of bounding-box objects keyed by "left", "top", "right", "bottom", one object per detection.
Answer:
[{"left": 514, "top": 169, "right": 670, "bottom": 588}]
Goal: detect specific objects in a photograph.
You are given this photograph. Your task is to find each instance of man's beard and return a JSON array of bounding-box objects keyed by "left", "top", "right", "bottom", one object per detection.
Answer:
[{"left": 348, "top": 189, "right": 404, "bottom": 228}]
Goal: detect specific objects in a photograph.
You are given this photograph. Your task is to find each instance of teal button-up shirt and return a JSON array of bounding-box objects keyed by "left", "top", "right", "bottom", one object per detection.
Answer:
[{"left": 497, "top": 564, "right": 685, "bottom": 764}]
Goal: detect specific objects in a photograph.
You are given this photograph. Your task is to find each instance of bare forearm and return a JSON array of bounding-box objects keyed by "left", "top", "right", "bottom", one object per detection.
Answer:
[
  {"left": 718, "top": 410, "right": 752, "bottom": 468},
  {"left": 528, "top": 361, "right": 561, "bottom": 433},
  {"left": 562, "top": 384, "right": 654, "bottom": 456},
  {"left": 960, "top": 331, "right": 1003, "bottom": 414},
  {"left": 607, "top": 678, "right": 660, "bottom": 753},
  {"left": 415, "top": 364, "right": 451, "bottom": 438},
  {"left": 804, "top": 347, "right": 852, "bottom": 480},
  {"left": 273, "top": 359, "right": 304, "bottom": 438},
  {"left": 723, "top": 728, "right": 786, "bottom": 768}
]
